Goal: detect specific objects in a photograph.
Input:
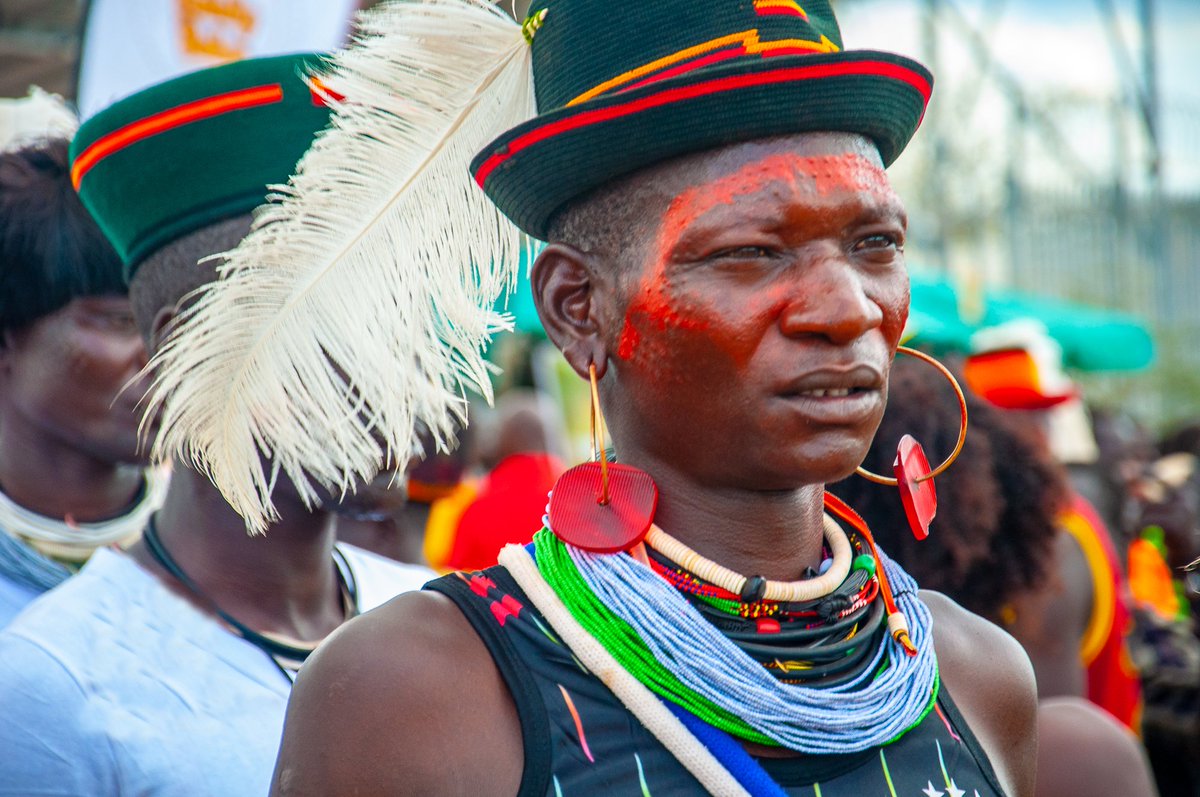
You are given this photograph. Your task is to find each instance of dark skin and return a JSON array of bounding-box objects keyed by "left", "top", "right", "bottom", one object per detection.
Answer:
[
  {"left": 1006, "top": 531, "right": 1091, "bottom": 700},
  {"left": 998, "top": 414, "right": 1090, "bottom": 701},
  {"left": 124, "top": 302, "right": 348, "bottom": 647},
  {"left": 334, "top": 472, "right": 430, "bottom": 565},
  {"left": 271, "top": 133, "right": 1037, "bottom": 796},
  {"left": 1035, "top": 698, "right": 1158, "bottom": 797},
  {"left": 0, "top": 296, "right": 150, "bottom": 521},
  {"left": 335, "top": 440, "right": 469, "bottom": 564}
]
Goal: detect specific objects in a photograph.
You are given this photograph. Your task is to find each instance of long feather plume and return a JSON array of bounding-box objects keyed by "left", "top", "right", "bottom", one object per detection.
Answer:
[{"left": 144, "top": 0, "right": 535, "bottom": 533}]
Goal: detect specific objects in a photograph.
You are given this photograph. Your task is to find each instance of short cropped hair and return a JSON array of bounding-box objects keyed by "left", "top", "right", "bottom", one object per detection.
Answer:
[
  {"left": 545, "top": 173, "right": 664, "bottom": 265},
  {"left": 128, "top": 214, "right": 253, "bottom": 345},
  {"left": 0, "top": 138, "right": 125, "bottom": 336}
]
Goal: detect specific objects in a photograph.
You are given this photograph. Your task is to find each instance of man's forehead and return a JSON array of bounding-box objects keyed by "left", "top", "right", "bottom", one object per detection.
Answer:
[{"left": 602, "top": 133, "right": 892, "bottom": 235}]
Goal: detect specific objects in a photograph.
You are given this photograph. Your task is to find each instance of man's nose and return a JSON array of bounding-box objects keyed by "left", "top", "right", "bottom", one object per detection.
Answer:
[{"left": 777, "top": 257, "right": 883, "bottom": 345}]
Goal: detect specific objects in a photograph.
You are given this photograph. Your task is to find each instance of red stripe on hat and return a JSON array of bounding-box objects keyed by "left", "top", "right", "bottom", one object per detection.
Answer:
[
  {"left": 474, "top": 60, "right": 931, "bottom": 189},
  {"left": 72, "top": 84, "right": 284, "bottom": 189},
  {"left": 757, "top": 6, "right": 807, "bottom": 17},
  {"left": 309, "top": 76, "right": 345, "bottom": 106}
]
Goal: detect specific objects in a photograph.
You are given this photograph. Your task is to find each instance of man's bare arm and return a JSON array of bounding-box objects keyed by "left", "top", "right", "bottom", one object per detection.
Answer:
[
  {"left": 926, "top": 590, "right": 1039, "bottom": 797},
  {"left": 271, "top": 590, "right": 524, "bottom": 797}
]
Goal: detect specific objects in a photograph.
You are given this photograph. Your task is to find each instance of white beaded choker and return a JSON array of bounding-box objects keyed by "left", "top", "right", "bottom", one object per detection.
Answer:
[
  {"left": 643, "top": 512, "right": 853, "bottom": 602},
  {"left": 0, "top": 467, "right": 169, "bottom": 563}
]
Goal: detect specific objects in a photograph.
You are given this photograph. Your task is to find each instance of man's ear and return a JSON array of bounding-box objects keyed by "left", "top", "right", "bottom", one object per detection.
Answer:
[
  {"left": 148, "top": 305, "right": 178, "bottom": 357},
  {"left": 531, "top": 243, "right": 613, "bottom": 380},
  {"left": 0, "top": 330, "right": 15, "bottom": 377}
]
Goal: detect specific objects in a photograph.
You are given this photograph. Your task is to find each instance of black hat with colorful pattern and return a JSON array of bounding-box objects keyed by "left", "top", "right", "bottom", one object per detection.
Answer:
[{"left": 471, "top": 0, "right": 933, "bottom": 239}]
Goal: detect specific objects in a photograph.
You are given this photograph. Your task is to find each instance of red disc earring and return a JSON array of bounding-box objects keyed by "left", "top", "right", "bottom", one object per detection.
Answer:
[
  {"left": 855, "top": 346, "right": 968, "bottom": 541},
  {"left": 547, "top": 363, "right": 659, "bottom": 553}
]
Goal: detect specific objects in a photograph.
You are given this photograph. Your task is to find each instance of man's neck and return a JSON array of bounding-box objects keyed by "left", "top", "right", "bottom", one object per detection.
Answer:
[
  {"left": 0, "top": 417, "right": 144, "bottom": 522},
  {"left": 621, "top": 450, "right": 828, "bottom": 583},
  {"left": 129, "top": 465, "right": 344, "bottom": 643}
]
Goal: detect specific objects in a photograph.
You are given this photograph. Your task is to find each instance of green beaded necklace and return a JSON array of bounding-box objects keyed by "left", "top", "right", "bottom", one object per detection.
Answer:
[{"left": 533, "top": 529, "right": 774, "bottom": 744}]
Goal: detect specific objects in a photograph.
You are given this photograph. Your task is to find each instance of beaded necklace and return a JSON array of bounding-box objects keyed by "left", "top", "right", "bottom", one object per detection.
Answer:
[
  {"left": 644, "top": 514, "right": 852, "bottom": 603},
  {"left": 143, "top": 518, "right": 358, "bottom": 683},
  {"left": 645, "top": 532, "right": 887, "bottom": 687},
  {"left": 532, "top": 506, "right": 939, "bottom": 753}
]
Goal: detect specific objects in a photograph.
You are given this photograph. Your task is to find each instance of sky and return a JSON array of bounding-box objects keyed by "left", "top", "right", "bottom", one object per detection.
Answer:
[{"left": 836, "top": 0, "right": 1200, "bottom": 192}]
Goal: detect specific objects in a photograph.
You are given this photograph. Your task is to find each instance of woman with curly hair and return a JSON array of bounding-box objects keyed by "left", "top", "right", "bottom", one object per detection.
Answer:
[
  {"left": 832, "top": 357, "right": 1157, "bottom": 797},
  {"left": 830, "top": 357, "right": 1068, "bottom": 632}
]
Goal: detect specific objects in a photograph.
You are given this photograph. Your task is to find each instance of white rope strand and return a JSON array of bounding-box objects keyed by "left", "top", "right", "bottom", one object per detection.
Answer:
[{"left": 499, "top": 544, "right": 752, "bottom": 797}]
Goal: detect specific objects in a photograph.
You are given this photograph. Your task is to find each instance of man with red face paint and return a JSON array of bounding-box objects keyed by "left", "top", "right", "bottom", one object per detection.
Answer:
[
  {"left": 137, "top": 1, "right": 1037, "bottom": 794},
  {"left": 0, "top": 138, "right": 165, "bottom": 628},
  {"left": 276, "top": 135, "right": 1037, "bottom": 797}
]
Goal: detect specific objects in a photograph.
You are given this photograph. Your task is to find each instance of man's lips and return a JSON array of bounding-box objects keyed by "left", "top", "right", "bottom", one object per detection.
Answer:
[
  {"left": 777, "top": 364, "right": 885, "bottom": 398},
  {"left": 775, "top": 364, "right": 885, "bottom": 424}
]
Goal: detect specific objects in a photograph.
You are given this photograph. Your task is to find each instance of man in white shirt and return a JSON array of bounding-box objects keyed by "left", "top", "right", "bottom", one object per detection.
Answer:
[{"left": 0, "top": 54, "right": 435, "bottom": 796}]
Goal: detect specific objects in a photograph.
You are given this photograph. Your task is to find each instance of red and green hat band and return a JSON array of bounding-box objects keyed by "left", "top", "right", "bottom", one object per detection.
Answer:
[
  {"left": 472, "top": 49, "right": 931, "bottom": 240},
  {"left": 474, "top": 56, "right": 930, "bottom": 189},
  {"left": 71, "top": 53, "right": 333, "bottom": 279}
]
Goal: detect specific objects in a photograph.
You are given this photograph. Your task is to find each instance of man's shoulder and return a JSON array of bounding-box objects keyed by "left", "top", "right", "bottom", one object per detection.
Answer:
[
  {"left": 302, "top": 585, "right": 494, "bottom": 702},
  {"left": 0, "top": 549, "right": 150, "bottom": 663},
  {"left": 923, "top": 589, "right": 1035, "bottom": 704},
  {"left": 923, "top": 590, "right": 1027, "bottom": 662},
  {"left": 335, "top": 543, "right": 437, "bottom": 611},
  {"left": 0, "top": 571, "right": 40, "bottom": 629}
]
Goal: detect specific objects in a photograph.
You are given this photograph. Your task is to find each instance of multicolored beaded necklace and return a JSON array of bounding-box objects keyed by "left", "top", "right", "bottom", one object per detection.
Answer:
[
  {"left": 530, "top": 494, "right": 939, "bottom": 753},
  {"left": 646, "top": 538, "right": 887, "bottom": 687}
]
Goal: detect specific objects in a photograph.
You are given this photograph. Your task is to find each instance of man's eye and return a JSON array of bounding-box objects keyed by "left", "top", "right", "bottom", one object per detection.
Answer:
[
  {"left": 855, "top": 234, "right": 902, "bottom": 252},
  {"left": 92, "top": 311, "right": 137, "bottom": 332},
  {"left": 710, "top": 246, "right": 775, "bottom": 260}
]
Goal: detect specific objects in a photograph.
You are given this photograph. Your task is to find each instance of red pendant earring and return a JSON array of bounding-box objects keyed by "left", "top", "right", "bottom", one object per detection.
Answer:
[
  {"left": 855, "top": 346, "right": 968, "bottom": 541},
  {"left": 547, "top": 363, "right": 659, "bottom": 553}
]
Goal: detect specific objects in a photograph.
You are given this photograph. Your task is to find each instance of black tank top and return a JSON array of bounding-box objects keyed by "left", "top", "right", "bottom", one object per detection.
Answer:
[{"left": 428, "top": 565, "right": 1008, "bottom": 797}]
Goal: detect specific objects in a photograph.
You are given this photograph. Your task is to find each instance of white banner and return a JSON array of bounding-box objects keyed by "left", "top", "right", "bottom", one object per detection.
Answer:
[{"left": 77, "top": 0, "right": 359, "bottom": 119}]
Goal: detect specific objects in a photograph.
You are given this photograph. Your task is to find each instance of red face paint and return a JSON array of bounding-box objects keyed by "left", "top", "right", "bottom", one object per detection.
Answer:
[
  {"left": 607, "top": 139, "right": 909, "bottom": 492},
  {"left": 617, "top": 152, "right": 897, "bottom": 367}
]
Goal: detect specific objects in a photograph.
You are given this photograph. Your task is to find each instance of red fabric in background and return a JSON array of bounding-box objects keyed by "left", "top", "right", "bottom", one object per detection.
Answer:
[
  {"left": 446, "top": 453, "right": 565, "bottom": 572},
  {"left": 1069, "top": 494, "right": 1143, "bottom": 730}
]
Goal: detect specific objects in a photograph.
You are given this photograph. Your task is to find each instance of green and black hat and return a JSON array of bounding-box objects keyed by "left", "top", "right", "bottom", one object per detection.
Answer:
[
  {"left": 472, "top": 0, "right": 932, "bottom": 239},
  {"left": 138, "top": 0, "right": 934, "bottom": 533},
  {"left": 70, "top": 53, "right": 333, "bottom": 279}
]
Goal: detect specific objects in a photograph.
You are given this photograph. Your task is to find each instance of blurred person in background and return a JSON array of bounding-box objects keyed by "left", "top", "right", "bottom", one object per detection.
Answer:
[
  {"left": 832, "top": 358, "right": 1157, "bottom": 797},
  {"left": 444, "top": 389, "right": 565, "bottom": 571},
  {"left": 0, "top": 56, "right": 433, "bottom": 796},
  {"left": 1124, "top": 424, "right": 1200, "bottom": 797},
  {"left": 333, "top": 471, "right": 424, "bottom": 564},
  {"left": 961, "top": 326, "right": 1141, "bottom": 729},
  {"left": 336, "top": 425, "right": 476, "bottom": 567},
  {"left": 0, "top": 136, "right": 165, "bottom": 628},
  {"left": 1092, "top": 405, "right": 1161, "bottom": 552}
]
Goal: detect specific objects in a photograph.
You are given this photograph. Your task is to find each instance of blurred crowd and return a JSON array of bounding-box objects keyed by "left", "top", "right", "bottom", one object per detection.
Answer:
[{"left": 0, "top": 31, "right": 1197, "bottom": 797}]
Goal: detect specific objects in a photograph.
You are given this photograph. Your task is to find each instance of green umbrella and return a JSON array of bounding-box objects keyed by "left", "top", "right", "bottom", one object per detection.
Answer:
[{"left": 907, "top": 271, "right": 1154, "bottom": 372}]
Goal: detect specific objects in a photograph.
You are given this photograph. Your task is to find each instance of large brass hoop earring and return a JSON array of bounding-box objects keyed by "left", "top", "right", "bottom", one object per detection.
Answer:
[
  {"left": 855, "top": 346, "right": 969, "bottom": 540},
  {"left": 855, "top": 346, "right": 968, "bottom": 485}
]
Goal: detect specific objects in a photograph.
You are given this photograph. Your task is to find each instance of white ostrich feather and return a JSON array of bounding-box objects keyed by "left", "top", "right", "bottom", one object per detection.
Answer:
[{"left": 144, "top": 0, "right": 535, "bottom": 533}]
